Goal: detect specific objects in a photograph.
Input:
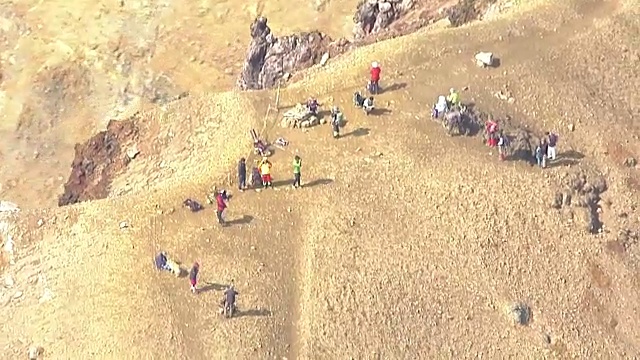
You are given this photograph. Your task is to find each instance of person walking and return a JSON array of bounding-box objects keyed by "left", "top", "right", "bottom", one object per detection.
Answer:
[
  {"left": 237, "top": 158, "right": 247, "bottom": 191},
  {"left": 546, "top": 131, "right": 559, "bottom": 161},
  {"left": 292, "top": 155, "right": 302, "bottom": 188},
  {"left": 216, "top": 190, "right": 228, "bottom": 225},
  {"left": 189, "top": 262, "right": 199, "bottom": 294}
]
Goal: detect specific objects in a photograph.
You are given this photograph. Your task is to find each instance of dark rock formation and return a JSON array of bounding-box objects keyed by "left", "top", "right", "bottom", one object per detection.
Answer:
[
  {"left": 58, "top": 119, "right": 138, "bottom": 206},
  {"left": 352, "top": 0, "right": 415, "bottom": 39},
  {"left": 237, "top": 17, "right": 351, "bottom": 90},
  {"left": 510, "top": 128, "right": 537, "bottom": 163}
]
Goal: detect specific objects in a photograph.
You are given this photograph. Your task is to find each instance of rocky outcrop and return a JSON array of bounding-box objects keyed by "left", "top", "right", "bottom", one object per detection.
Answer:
[
  {"left": 352, "top": 0, "right": 416, "bottom": 39},
  {"left": 58, "top": 119, "right": 138, "bottom": 206},
  {"left": 237, "top": 17, "right": 351, "bottom": 90},
  {"left": 237, "top": 1, "right": 501, "bottom": 90}
]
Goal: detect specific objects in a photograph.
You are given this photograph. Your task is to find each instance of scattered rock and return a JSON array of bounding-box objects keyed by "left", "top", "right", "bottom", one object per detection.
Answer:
[
  {"left": 12, "top": 290, "right": 23, "bottom": 299},
  {"left": 37, "top": 219, "right": 44, "bottom": 227},
  {"left": 568, "top": 123, "right": 575, "bottom": 132},
  {"left": 623, "top": 157, "right": 637, "bottom": 167},
  {"left": 119, "top": 221, "right": 129, "bottom": 229}
]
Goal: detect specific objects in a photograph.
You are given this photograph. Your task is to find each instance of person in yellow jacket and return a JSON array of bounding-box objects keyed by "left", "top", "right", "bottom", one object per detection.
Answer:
[
  {"left": 446, "top": 88, "right": 460, "bottom": 107},
  {"left": 259, "top": 157, "right": 272, "bottom": 188}
]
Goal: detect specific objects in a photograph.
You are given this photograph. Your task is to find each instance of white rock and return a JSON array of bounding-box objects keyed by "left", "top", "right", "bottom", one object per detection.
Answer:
[
  {"left": 126, "top": 144, "right": 140, "bottom": 159},
  {"left": 475, "top": 52, "right": 494, "bottom": 67},
  {"left": 0, "top": 201, "right": 19, "bottom": 213},
  {"left": 37, "top": 219, "right": 44, "bottom": 227},
  {"left": 119, "top": 221, "right": 129, "bottom": 229},
  {"left": 28, "top": 345, "right": 43, "bottom": 360},
  {"left": 320, "top": 52, "right": 330, "bottom": 66},
  {"left": 568, "top": 123, "right": 575, "bottom": 131},
  {"left": 13, "top": 290, "right": 23, "bottom": 299},
  {"left": 4, "top": 274, "right": 14, "bottom": 287},
  {"left": 39, "top": 288, "right": 54, "bottom": 303}
]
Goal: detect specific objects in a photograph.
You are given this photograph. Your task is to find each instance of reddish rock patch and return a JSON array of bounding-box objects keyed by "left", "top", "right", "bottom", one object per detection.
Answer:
[{"left": 58, "top": 119, "right": 138, "bottom": 206}]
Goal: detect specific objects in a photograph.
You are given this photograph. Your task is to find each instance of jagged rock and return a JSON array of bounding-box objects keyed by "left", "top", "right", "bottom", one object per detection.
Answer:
[
  {"left": 623, "top": 157, "right": 637, "bottom": 167},
  {"left": 353, "top": 0, "right": 415, "bottom": 39},
  {"left": 237, "top": 17, "right": 351, "bottom": 90},
  {"left": 510, "top": 129, "right": 536, "bottom": 163},
  {"left": 28, "top": 345, "right": 43, "bottom": 360}
]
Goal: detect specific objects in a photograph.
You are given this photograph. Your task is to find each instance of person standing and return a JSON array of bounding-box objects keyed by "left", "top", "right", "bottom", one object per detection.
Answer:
[
  {"left": 216, "top": 190, "right": 228, "bottom": 225},
  {"left": 546, "top": 131, "right": 559, "bottom": 161},
  {"left": 331, "top": 106, "right": 343, "bottom": 139},
  {"left": 447, "top": 88, "right": 460, "bottom": 107},
  {"left": 497, "top": 131, "right": 507, "bottom": 161},
  {"left": 369, "top": 62, "right": 381, "bottom": 94},
  {"left": 237, "top": 158, "right": 247, "bottom": 191},
  {"left": 189, "top": 262, "right": 199, "bottom": 294},
  {"left": 259, "top": 157, "right": 273, "bottom": 188},
  {"left": 292, "top": 155, "right": 302, "bottom": 188}
]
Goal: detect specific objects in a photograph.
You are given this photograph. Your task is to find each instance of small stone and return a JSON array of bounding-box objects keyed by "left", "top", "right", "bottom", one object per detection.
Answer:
[
  {"left": 28, "top": 345, "right": 43, "bottom": 359},
  {"left": 568, "top": 123, "right": 575, "bottom": 131},
  {"left": 126, "top": 144, "right": 140, "bottom": 159},
  {"left": 4, "top": 275, "right": 14, "bottom": 287},
  {"left": 119, "top": 221, "right": 129, "bottom": 229},
  {"left": 287, "top": 207, "right": 292, "bottom": 212},
  {"left": 37, "top": 219, "right": 44, "bottom": 227},
  {"left": 13, "top": 291, "right": 23, "bottom": 299},
  {"left": 319, "top": 52, "right": 329, "bottom": 66},
  {"left": 251, "top": 246, "right": 256, "bottom": 251}
]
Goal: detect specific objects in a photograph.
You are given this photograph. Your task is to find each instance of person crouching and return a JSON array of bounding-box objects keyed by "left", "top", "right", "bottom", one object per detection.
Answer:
[{"left": 362, "top": 96, "right": 374, "bottom": 115}]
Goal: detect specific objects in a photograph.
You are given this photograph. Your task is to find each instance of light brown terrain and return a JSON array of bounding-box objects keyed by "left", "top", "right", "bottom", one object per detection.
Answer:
[{"left": 1, "top": 0, "right": 640, "bottom": 358}]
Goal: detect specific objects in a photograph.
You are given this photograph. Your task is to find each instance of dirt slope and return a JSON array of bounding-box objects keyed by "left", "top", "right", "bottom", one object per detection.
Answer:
[{"left": 2, "top": 0, "right": 640, "bottom": 358}]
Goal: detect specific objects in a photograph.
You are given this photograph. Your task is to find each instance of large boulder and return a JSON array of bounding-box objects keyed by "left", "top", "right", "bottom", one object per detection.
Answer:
[{"left": 237, "top": 17, "right": 351, "bottom": 90}]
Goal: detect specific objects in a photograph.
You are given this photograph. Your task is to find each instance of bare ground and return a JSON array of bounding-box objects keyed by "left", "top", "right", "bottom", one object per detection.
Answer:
[{"left": 1, "top": 0, "right": 640, "bottom": 358}]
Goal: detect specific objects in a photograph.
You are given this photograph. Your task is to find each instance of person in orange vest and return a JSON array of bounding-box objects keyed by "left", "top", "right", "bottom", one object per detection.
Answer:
[{"left": 259, "top": 157, "right": 273, "bottom": 188}]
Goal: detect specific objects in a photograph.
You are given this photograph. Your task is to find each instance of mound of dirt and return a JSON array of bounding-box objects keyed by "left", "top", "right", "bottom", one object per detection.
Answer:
[
  {"left": 237, "top": 17, "right": 351, "bottom": 90},
  {"left": 58, "top": 119, "right": 139, "bottom": 206}
]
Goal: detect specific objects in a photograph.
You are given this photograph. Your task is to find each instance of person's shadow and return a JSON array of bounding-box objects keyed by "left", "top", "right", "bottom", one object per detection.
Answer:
[
  {"left": 235, "top": 308, "right": 272, "bottom": 318},
  {"left": 225, "top": 215, "right": 254, "bottom": 226},
  {"left": 198, "top": 282, "right": 229, "bottom": 293}
]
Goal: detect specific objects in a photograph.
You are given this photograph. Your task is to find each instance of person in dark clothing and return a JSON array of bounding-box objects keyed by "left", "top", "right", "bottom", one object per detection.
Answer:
[
  {"left": 154, "top": 252, "right": 169, "bottom": 271},
  {"left": 546, "top": 131, "right": 559, "bottom": 161},
  {"left": 330, "top": 106, "right": 343, "bottom": 139},
  {"left": 238, "top": 158, "right": 247, "bottom": 191},
  {"left": 221, "top": 285, "right": 239, "bottom": 316},
  {"left": 189, "top": 262, "right": 199, "bottom": 293},
  {"left": 216, "top": 191, "right": 228, "bottom": 226}
]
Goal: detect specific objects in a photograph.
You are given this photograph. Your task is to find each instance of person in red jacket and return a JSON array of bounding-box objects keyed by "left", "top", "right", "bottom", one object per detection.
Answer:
[
  {"left": 216, "top": 190, "right": 228, "bottom": 226},
  {"left": 369, "top": 61, "right": 381, "bottom": 94}
]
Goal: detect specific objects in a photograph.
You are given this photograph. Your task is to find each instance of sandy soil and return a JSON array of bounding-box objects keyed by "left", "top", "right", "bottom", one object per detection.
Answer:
[{"left": 2, "top": 0, "right": 640, "bottom": 358}]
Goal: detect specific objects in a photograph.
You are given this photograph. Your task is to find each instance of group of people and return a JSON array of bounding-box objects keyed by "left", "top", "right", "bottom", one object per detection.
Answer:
[
  {"left": 432, "top": 88, "right": 462, "bottom": 118},
  {"left": 154, "top": 252, "right": 239, "bottom": 315},
  {"left": 236, "top": 155, "right": 303, "bottom": 192}
]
